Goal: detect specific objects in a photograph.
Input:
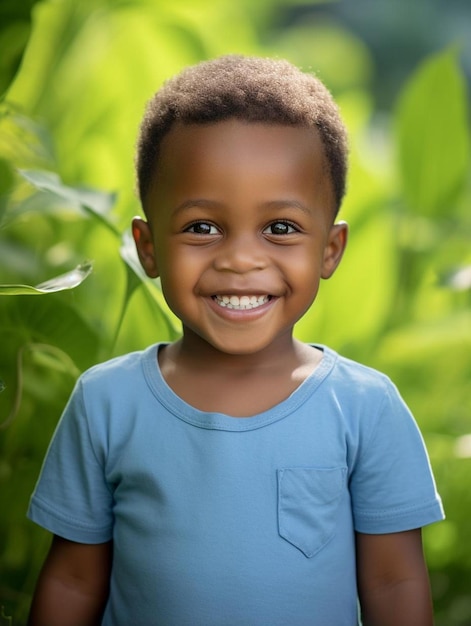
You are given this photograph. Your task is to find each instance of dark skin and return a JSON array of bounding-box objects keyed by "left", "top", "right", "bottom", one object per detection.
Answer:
[
  {"left": 356, "top": 530, "right": 434, "bottom": 626},
  {"left": 158, "top": 333, "right": 324, "bottom": 417},
  {"left": 29, "top": 120, "right": 435, "bottom": 625},
  {"left": 28, "top": 536, "right": 112, "bottom": 626}
]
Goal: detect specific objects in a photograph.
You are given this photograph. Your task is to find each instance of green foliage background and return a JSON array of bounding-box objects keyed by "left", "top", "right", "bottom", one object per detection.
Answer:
[{"left": 0, "top": 0, "right": 470, "bottom": 624}]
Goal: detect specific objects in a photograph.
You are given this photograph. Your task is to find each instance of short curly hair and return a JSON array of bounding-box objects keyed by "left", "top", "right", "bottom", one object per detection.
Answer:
[{"left": 136, "top": 55, "right": 348, "bottom": 214}]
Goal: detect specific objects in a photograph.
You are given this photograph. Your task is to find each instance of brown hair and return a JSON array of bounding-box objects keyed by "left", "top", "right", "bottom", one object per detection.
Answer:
[{"left": 136, "top": 55, "right": 348, "bottom": 214}]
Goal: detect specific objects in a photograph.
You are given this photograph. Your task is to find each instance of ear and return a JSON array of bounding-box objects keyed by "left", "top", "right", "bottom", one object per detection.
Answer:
[
  {"left": 132, "top": 217, "right": 159, "bottom": 278},
  {"left": 321, "top": 221, "right": 348, "bottom": 279}
]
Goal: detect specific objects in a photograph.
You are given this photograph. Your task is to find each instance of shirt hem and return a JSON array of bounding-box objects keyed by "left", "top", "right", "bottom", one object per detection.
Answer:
[
  {"left": 354, "top": 500, "right": 445, "bottom": 534},
  {"left": 28, "top": 498, "right": 112, "bottom": 544}
]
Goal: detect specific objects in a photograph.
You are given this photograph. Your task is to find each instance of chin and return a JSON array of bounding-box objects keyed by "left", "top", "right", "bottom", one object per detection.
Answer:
[{"left": 207, "top": 337, "right": 276, "bottom": 357}]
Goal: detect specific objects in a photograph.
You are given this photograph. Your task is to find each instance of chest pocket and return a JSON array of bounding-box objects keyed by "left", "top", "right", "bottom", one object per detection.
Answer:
[{"left": 277, "top": 467, "right": 347, "bottom": 558}]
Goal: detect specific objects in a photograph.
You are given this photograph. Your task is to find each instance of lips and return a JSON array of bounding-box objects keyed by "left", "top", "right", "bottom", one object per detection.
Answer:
[{"left": 212, "top": 294, "right": 271, "bottom": 310}]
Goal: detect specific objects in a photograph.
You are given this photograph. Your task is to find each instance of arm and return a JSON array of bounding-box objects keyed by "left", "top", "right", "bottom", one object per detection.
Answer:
[
  {"left": 28, "top": 535, "right": 112, "bottom": 626},
  {"left": 356, "top": 529, "right": 434, "bottom": 626}
]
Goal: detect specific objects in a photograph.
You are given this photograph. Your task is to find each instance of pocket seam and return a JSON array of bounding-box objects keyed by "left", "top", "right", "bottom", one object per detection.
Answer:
[{"left": 277, "top": 466, "right": 347, "bottom": 558}]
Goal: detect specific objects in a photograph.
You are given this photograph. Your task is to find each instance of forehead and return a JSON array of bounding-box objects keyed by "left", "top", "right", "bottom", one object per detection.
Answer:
[{"left": 144, "top": 120, "right": 333, "bottom": 215}]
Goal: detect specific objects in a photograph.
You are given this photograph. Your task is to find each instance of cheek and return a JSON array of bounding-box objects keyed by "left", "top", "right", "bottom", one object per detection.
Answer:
[
  {"left": 159, "top": 242, "right": 211, "bottom": 278},
  {"left": 156, "top": 246, "right": 199, "bottom": 304},
  {"left": 287, "top": 246, "right": 323, "bottom": 281},
  {"left": 288, "top": 249, "right": 323, "bottom": 306}
]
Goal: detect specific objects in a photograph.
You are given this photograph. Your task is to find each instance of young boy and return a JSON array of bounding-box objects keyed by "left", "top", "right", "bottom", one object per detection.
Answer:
[{"left": 27, "top": 55, "right": 444, "bottom": 626}]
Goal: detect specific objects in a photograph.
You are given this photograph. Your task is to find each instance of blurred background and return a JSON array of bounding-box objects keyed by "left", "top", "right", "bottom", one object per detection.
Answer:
[{"left": 0, "top": 0, "right": 470, "bottom": 623}]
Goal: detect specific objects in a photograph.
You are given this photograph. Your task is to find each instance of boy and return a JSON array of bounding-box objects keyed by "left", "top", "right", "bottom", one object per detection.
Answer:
[{"left": 27, "top": 55, "right": 444, "bottom": 625}]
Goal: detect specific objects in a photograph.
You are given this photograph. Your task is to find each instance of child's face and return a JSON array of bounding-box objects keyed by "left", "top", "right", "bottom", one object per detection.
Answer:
[{"left": 133, "top": 120, "right": 347, "bottom": 356}]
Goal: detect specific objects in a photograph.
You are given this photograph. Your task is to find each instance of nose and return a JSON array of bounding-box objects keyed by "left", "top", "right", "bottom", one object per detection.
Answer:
[{"left": 212, "top": 233, "right": 267, "bottom": 274}]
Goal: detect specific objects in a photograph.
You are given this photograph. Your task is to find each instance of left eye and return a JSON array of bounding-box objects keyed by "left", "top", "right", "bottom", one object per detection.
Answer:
[
  {"left": 186, "top": 222, "right": 218, "bottom": 235},
  {"left": 263, "top": 221, "right": 297, "bottom": 235}
]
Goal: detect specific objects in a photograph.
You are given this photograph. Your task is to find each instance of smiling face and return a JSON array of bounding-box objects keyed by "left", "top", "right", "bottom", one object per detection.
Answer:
[{"left": 133, "top": 120, "right": 347, "bottom": 358}]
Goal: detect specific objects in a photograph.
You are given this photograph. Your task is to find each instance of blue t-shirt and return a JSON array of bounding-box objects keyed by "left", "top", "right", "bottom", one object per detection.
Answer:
[{"left": 28, "top": 344, "right": 444, "bottom": 626}]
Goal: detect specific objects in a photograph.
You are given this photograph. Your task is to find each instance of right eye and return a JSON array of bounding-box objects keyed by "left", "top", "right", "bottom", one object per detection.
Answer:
[{"left": 185, "top": 222, "right": 219, "bottom": 235}]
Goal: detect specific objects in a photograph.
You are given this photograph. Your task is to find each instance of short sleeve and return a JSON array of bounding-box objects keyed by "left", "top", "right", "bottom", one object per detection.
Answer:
[
  {"left": 27, "top": 378, "right": 114, "bottom": 543},
  {"left": 350, "top": 379, "right": 444, "bottom": 534}
]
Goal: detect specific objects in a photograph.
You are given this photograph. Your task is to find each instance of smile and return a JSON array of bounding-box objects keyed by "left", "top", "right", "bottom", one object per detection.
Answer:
[{"left": 212, "top": 295, "right": 271, "bottom": 310}]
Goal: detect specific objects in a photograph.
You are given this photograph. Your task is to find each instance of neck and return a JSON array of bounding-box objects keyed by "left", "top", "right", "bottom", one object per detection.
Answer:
[{"left": 165, "top": 329, "right": 304, "bottom": 375}]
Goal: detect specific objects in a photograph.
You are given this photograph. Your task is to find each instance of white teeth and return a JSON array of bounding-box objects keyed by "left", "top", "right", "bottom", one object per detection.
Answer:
[{"left": 213, "top": 295, "right": 270, "bottom": 310}]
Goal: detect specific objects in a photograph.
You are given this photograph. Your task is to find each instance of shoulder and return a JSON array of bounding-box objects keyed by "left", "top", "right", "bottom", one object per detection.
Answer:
[
  {"left": 58, "top": 345, "right": 162, "bottom": 455},
  {"left": 78, "top": 344, "right": 159, "bottom": 392},
  {"left": 320, "top": 345, "right": 397, "bottom": 400},
  {"left": 66, "top": 344, "right": 162, "bottom": 417},
  {"left": 316, "top": 346, "right": 415, "bottom": 441}
]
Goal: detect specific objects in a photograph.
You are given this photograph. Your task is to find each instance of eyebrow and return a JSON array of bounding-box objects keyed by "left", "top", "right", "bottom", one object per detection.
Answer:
[
  {"left": 172, "top": 199, "right": 221, "bottom": 215},
  {"left": 172, "top": 198, "right": 312, "bottom": 216},
  {"left": 261, "top": 199, "right": 312, "bottom": 216}
]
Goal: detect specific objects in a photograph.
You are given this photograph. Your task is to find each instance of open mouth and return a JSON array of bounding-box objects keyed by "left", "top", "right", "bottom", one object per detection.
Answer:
[{"left": 212, "top": 295, "right": 272, "bottom": 310}]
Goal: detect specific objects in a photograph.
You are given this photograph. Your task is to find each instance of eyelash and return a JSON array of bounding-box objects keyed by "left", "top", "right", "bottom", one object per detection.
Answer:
[
  {"left": 184, "top": 221, "right": 219, "bottom": 235},
  {"left": 184, "top": 219, "right": 300, "bottom": 236},
  {"left": 263, "top": 220, "right": 299, "bottom": 235}
]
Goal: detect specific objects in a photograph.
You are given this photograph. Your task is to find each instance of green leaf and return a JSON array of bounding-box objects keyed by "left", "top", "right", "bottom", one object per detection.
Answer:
[
  {"left": 18, "top": 169, "right": 120, "bottom": 235},
  {"left": 395, "top": 48, "right": 470, "bottom": 217},
  {"left": 0, "top": 157, "right": 14, "bottom": 225},
  {"left": 5, "top": 294, "right": 101, "bottom": 372},
  {"left": 0, "top": 104, "right": 55, "bottom": 171},
  {"left": 0, "top": 0, "right": 41, "bottom": 98},
  {"left": 0, "top": 261, "right": 92, "bottom": 295}
]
